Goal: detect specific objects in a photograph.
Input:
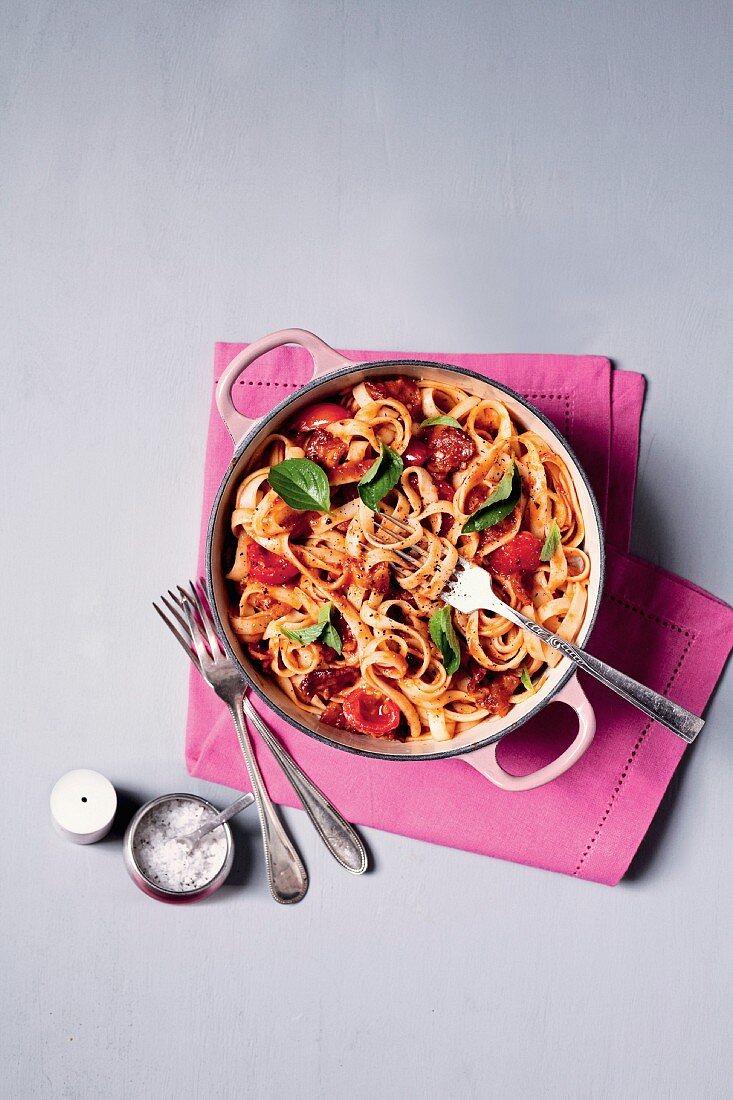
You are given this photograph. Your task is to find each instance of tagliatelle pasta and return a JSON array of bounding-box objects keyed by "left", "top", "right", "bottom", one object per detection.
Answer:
[{"left": 224, "top": 375, "right": 589, "bottom": 743}]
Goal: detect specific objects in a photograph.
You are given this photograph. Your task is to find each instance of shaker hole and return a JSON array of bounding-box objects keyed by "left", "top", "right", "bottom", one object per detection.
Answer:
[{"left": 81, "top": 797, "right": 88, "bottom": 803}]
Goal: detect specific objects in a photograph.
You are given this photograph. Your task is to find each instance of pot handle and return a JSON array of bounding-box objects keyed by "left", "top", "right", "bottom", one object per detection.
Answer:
[
  {"left": 216, "top": 328, "right": 353, "bottom": 445},
  {"left": 462, "top": 674, "right": 596, "bottom": 792}
]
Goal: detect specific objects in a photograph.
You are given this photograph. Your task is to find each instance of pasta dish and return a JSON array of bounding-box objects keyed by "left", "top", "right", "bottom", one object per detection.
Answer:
[{"left": 224, "top": 374, "right": 589, "bottom": 742}]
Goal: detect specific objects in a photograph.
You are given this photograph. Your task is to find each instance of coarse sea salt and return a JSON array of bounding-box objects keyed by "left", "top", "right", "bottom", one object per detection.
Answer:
[{"left": 132, "top": 797, "right": 228, "bottom": 893}]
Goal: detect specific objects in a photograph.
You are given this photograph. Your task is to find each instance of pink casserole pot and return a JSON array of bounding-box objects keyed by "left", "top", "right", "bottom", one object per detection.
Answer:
[{"left": 205, "top": 329, "right": 604, "bottom": 791}]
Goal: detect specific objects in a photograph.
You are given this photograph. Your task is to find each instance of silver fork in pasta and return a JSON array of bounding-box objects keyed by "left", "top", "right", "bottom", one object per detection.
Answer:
[
  {"left": 374, "top": 514, "right": 704, "bottom": 744},
  {"left": 154, "top": 580, "right": 368, "bottom": 903}
]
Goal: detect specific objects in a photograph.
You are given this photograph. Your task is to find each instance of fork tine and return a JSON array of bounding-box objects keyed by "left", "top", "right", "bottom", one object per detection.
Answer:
[
  {"left": 391, "top": 563, "right": 413, "bottom": 580},
  {"left": 378, "top": 512, "right": 414, "bottom": 534},
  {"left": 195, "top": 576, "right": 217, "bottom": 626},
  {"left": 186, "top": 578, "right": 224, "bottom": 659},
  {"left": 195, "top": 577, "right": 229, "bottom": 646},
  {"left": 372, "top": 517, "right": 429, "bottom": 565},
  {"left": 167, "top": 587, "right": 205, "bottom": 628},
  {"left": 373, "top": 515, "right": 465, "bottom": 595},
  {"left": 160, "top": 592, "right": 190, "bottom": 636},
  {"left": 153, "top": 600, "right": 201, "bottom": 671},
  {"left": 192, "top": 580, "right": 224, "bottom": 655},
  {"left": 176, "top": 584, "right": 212, "bottom": 653},
  {"left": 379, "top": 539, "right": 427, "bottom": 570},
  {"left": 181, "top": 594, "right": 211, "bottom": 667},
  {"left": 389, "top": 545, "right": 425, "bottom": 568},
  {"left": 377, "top": 513, "right": 437, "bottom": 554}
]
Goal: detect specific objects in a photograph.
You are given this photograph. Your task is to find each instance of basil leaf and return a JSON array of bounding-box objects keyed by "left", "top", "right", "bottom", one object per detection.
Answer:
[
  {"left": 268, "top": 458, "right": 331, "bottom": 513},
  {"left": 358, "top": 443, "right": 404, "bottom": 512},
  {"left": 321, "top": 622, "right": 343, "bottom": 656},
  {"left": 520, "top": 668, "right": 535, "bottom": 695},
  {"left": 429, "top": 604, "right": 461, "bottom": 675},
  {"left": 462, "top": 462, "right": 521, "bottom": 534},
  {"left": 281, "top": 622, "right": 326, "bottom": 646},
  {"left": 318, "top": 603, "right": 343, "bottom": 655},
  {"left": 281, "top": 602, "right": 342, "bottom": 654},
  {"left": 420, "top": 415, "right": 463, "bottom": 430},
  {"left": 540, "top": 519, "right": 561, "bottom": 562}
]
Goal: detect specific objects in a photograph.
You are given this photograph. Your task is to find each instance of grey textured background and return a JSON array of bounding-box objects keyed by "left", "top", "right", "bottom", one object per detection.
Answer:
[{"left": 2, "top": 2, "right": 731, "bottom": 1098}]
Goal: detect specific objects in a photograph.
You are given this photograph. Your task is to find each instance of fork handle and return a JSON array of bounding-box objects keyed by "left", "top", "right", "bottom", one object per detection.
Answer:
[
  {"left": 229, "top": 698, "right": 309, "bottom": 904},
  {"left": 242, "top": 695, "right": 368, "bottom": 875},
  {"left": 513, "top": 613, "right": 703, "bottom": 744}
]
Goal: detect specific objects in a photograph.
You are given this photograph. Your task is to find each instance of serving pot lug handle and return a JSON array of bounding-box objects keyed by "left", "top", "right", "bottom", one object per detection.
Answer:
[
  {"left": 462, "top": 674, "right": 596, "bottom": 792},
  {"left": 216, "top": 328, "right": 353, "bottom": 445}
]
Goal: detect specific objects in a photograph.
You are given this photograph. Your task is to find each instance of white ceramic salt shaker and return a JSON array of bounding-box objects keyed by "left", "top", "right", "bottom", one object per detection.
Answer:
[{"left": 50, "top": 769, "right": 117, "bottom": 844}]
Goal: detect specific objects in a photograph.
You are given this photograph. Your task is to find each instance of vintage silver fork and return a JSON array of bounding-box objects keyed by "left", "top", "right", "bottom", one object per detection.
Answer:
[
  {"left": 155, "top": 582, "right": 308, "bottom": 903},
  {"left": 155, "top": 581, "right": 367, "bottom": 893},
  {"left": 376, "top": 514, "right": 704, "bottom": 744}
]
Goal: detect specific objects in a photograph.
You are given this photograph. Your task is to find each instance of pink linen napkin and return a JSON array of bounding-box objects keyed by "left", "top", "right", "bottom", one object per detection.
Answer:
[{"left": 185, "top": 343, "right": 733, "bottom": 885}]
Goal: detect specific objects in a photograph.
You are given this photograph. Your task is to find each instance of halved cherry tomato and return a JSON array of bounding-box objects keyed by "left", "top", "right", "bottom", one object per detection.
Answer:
[
  {"left": 246, "top": 543, "right": 299, "bottom": 585},
  {"left": 292, "top": 402, "right": 350, "bottom": 432},
  {"left": 342, "top": 687, "right": 401, "bottom": 737},
  {"left": 486, "top": 531, "right": 543, "bottom": 576},
  {"left": 402, "top": 438, "right": 429, "bottom": 466}
]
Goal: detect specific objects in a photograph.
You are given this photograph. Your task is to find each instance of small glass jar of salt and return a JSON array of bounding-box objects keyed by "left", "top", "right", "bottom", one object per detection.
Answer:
[{"left": 124, "top": 794, "right": 234, "bottom": 903}]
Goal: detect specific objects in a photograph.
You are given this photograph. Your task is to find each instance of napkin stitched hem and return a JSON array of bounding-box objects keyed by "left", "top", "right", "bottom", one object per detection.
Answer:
[{"left": 574, "top": 615, "right": 697, "bottom": 878}]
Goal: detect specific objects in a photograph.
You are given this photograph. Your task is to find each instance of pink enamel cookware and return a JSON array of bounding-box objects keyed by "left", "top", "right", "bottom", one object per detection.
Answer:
[{"left": 205, "top": 329, "right": 604, "bottom": 791}]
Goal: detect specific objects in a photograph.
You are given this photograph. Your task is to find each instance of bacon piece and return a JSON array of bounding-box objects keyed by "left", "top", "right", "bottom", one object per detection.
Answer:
[
  {"left": 246, "top": 641, "right": 273, "bottom": 669},
  {"left": 466, "top": 668, "right": 521, "bottom": 716},
  {"left": 425, "top": 426, "right": 476, "bottom": 478},
  {"left": 336, "top": 484, "right": 359, "bottom": 504},
  {"left": 313, "top": 641, "right": 339, "bottom": 664},
  {"left": 365, "top": 377, "right": 422, "bottom": 418},
  {"left": 281, "top": 508, "right": 318, "bottom": 542},
  {"left": 433, "top": 478, "right": 456, "bottom": 501},
  {"left": 303, "top": 428, "right": 348, "bottom": 470},
  {"left": 249, "top": 590, "right": 290, "bottom": 616},
  {"left": 299, "top": 666, "right": 360, "bottom": 702},
  {"left": 369, "top": 562, "right": 391, "bottom": 594},
  {"left": 320, "top": 701, "right": 351, "bottom": 730}
]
